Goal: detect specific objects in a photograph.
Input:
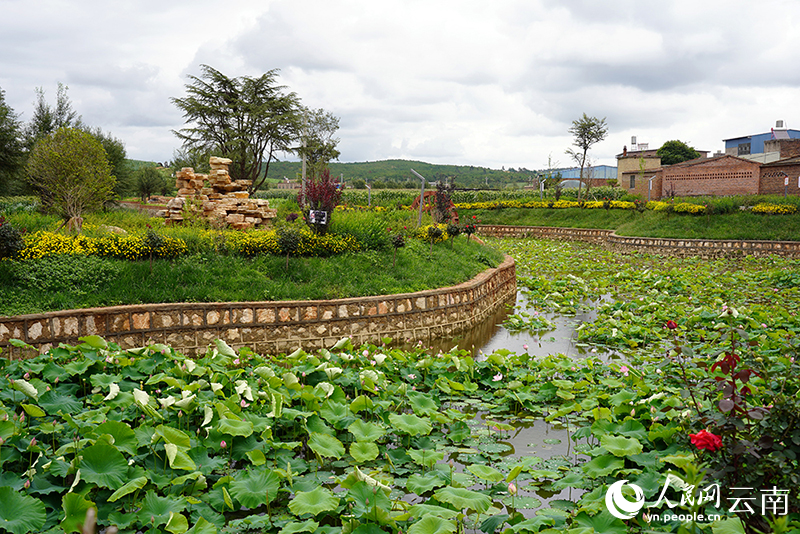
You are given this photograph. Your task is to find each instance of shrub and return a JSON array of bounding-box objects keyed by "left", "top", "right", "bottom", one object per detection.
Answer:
[
  {"left": 299, "top": 168, "right": 342, "bottom": 234},
  {"left": 25, "top": 127, "right": 115, "bottom": 226},
  {"left": 0, "top": 216, "right": 25, "bottom": 259}
]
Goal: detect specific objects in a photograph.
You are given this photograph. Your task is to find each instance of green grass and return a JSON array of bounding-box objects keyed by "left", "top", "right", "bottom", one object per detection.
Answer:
[
  {"left": 0, "top": 237, "right": 503, "bottom": 316},
  {"left": 468, "top": 207, "right": 800, "bottom": 241}
]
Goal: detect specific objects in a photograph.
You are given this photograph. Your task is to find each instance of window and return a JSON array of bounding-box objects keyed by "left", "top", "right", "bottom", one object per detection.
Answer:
[
  {"left": 630, "top": 175, "right": 636, "bottom": 189},
  {"left": 738, "top": 143, "right": 751, "bottom": 156}
]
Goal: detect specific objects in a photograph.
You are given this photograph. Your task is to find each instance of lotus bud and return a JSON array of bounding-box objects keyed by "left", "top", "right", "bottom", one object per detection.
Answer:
[{"left": 220, "top": 440, "right": 227, "bottom": 449}]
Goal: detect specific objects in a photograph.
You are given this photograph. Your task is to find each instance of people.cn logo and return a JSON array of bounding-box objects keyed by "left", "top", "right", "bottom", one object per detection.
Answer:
[{"left": 605, "top": 480, "right": 645, "bottom": 519}]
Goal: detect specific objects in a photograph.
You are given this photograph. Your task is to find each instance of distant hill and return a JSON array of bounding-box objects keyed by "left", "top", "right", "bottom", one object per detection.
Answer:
[{"left": 265, "top": 159, "right": 539, "bottom": 189}]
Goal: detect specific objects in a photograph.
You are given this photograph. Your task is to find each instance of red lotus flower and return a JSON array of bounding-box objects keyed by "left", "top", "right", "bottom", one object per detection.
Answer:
[
  {"left": 690, "top": 430, "right": 722, "bottom": 451},
  {"left": 666, "top": 320, "right": 678, "bottom": 330}
]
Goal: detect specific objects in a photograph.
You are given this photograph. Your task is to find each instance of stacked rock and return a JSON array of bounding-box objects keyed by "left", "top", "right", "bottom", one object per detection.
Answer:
[{"left": 160, "top": 157, "right": 277, "bottom": 230}]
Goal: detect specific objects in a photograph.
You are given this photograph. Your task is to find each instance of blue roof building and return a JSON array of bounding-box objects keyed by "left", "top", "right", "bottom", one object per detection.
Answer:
[{"left": 724, "top": 121, "right": 800, "bottom": 157}]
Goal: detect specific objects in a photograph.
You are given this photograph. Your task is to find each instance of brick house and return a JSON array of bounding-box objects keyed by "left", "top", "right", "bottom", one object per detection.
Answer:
[
  {"left": 759, "top": 157, "right": 800, "bottom": 196},
  {"left": 661, "top": 155, "right": 762, "bottom": 197}
]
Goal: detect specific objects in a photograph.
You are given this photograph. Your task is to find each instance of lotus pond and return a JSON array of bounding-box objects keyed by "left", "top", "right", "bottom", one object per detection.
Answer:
[{"left": 1, "top": 238, "right": 800, "bottom": 534}]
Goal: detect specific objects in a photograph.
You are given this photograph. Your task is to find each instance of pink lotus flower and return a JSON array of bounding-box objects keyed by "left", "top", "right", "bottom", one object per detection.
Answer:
[
  {"left": 220, "top": 440, "right": 227, "bottom": 449},
  {"left": 493, "top": 373, "right": 503, "bottom": 382},
  {"left": 620, "top": 366, "right": 630, "bottom": 377}
]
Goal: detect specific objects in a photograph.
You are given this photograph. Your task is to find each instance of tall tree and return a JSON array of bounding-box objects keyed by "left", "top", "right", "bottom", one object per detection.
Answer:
[
  {"left": 26, "top": 127, "right": 114, "bottom": 230},
  {"left": 657, "top": 140, "right": 700, "bottom": 165},
  {"left": 0, "top": 87, "right": 24, "bottom": 194},
  {"left": 297, "top": 107, "right": 340, "bottom": 179},
  {"left": 24, "top": 83, "right": 80, "bottom": 149},
  {"left": 565, "top": 113, "right": 608, "bottom": 201},
  {"left": 172, "top": 65, "right": 302, "bottom": 193}
]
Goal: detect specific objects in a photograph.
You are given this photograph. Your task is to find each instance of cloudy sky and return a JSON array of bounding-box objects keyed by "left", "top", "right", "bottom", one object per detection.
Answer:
[{"left": 2, "top": 0, "right": 800, "bottom": 171}]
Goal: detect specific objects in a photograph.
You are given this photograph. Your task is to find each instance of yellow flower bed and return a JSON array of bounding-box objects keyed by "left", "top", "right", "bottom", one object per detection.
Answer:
[
  {"left": 19, "top": 231, "right": 188, "bottom": 261},
  {"left": 673, "top": 202, "right": 707, "bottom": 214},
  {"left": 413, "top": 223, "right": 450, "bottom": 243},
  {"left": 454, "top": 199, "right": 635, "bottom": 210},
  {"left": 647, "top": 201, "right": 669, "bottom": 211},
  {"left": 751, "top": 203, "right": 798, "bottom": 215}
]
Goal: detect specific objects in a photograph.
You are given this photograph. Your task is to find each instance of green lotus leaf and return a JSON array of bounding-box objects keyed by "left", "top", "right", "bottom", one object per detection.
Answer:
[
  {"left": 138, "top": 490, "right": 187, "bottom": 527},
  {"left": 108, "top": 476, "right": 148, "bottom": 502},
  {"left": 166, "top": 511, "right": 189, "bottom": 534},
  {"left": 349, "top": 394, "right": 374, "bottom": 413},
  {"left": 446, "top": 420, "right": 471, "bottom": 443},
  {"left": 599, "top": 434, "right": 643, "bottom": 457},
  {"left": 21, "top": 403, "right": 46, "bottom": 417},
  {"left": 406, "top": 473, "right": 446, "bottom": 494},
  {"left": 217, "top": 418, "right": 254, "bottom": 438},
  {"left": 433, "top": 487, "right": 492, "bottom": 513},
  {"left": 350, "top": 441, "right": 380, "bottom": 462},
  {"left": 61, "top": 492, "right": 96, "bottom": 534},
  {"left": 246, "top": 449, "right": 266, "bottom": 465},
  {"left": 279, "top": 519, "right": 319, "bottom": 534},
  {"left": 408, "top": 514, "right": 457, "bottom": 534},
  {"left": 581, "top": 455, "right": 624, "bottom": 478},
  {"left": 90, "top": 373, "right": 121, "bottom": 389},
  {"left": 156, "top": 424, "right": 193, "bottom": 448},
  {"left": 467, "top": 464, "right": 505, "bottom": 483},
  {"left": 408, "top": 391, "right": 438, "bottom": 416},
  {"left": 11, "top": 378, "right": 38, "bottom": 400},
  {"left": 0, "top": 486, "right": 47, "bottom": 534},
  {"left": 63, "top": 358, "right": 92, "bottom": 376},
  {"left": 79, "top": 334, "right": 108, "bottom": 349},
  {"left": 502, "top": 495, "right": 543, "bottom": 509},
  {"left": 407, "top": 503, "right": 460, "bottom": 520},
  {"left": 308, "top": 431, "right": 345, "bottom": 459},
  {"left": 348, "top": 419, "right": 385, "bottom": 442},
  {"left": 407, "top": 449, "right": 444, "bottom": 469},
  {"left": 80, "top": 442, "right": 129, "bottom": 490},
  {"left": 164, "top": 443, "right": 198, "bottom": 471},
  {"left": 320, "top": 399, "right": 349, "bottom": 424},
  {"left": 229, "top": 469, "right": 281, "bottom": 509},
  {"left": 94, "top": 420, "right": 138, "bottom": 456},
  {"left": 288, "top": 486, "right": 339, "bottom": 516},
  {"left": 573, "top": 511, "right": 627, "bottom": 534},
  {"left": 185, "top": 517, "right": 218, "bottom": 534},
  {"left": 389, "top": 413, "right": 432, "bottom": 436}
]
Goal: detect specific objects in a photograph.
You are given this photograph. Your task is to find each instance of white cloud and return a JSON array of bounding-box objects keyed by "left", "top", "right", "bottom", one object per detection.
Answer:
[{"left": 2, "top": 0, "right": 800, "bottom": 169}]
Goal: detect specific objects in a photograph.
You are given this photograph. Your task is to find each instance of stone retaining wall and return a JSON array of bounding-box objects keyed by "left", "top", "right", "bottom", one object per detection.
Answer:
[
  {"left": 0, "top": 255, "right": 516, "bottom": 359},
  {"left": 477, "top": 225, "right": 612, "bottom": 244},
  {"left": 606, "top": 233, "right": 800, "bottom": 259},
  {"left": 477, "top": 224, "right": 800, "bottom": 259}
]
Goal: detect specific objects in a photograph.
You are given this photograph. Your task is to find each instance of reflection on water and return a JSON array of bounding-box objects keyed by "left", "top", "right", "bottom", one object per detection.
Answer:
[{"left": 424, "top": 291, "right": 616, "bottom": 361}]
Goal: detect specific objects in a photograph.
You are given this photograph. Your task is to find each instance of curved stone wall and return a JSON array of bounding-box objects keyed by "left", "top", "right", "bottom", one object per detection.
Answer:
[
  {"left": 0, "top": 255, "right": 516, "bottom": 358},
  {"left": 477, "top": 225, "right": 800, "bottom": 259}
]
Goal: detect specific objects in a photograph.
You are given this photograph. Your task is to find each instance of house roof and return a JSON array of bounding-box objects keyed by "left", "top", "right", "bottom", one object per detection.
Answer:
[
  {"left": 664, "top": 154, "right": 760, "bottom": 169},
  {"left": 761, "top": 156, "right": 800, "bottom": 167}
]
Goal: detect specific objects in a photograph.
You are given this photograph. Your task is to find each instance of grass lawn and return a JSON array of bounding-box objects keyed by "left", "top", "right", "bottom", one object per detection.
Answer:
[{"left": 0, "top": 237, "right": 503, "bottom": 316}]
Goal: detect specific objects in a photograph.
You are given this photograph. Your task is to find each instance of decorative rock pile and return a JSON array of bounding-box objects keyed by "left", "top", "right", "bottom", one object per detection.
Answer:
[{"left": 160, "top": 156, "right": 277, "bottom": 230}]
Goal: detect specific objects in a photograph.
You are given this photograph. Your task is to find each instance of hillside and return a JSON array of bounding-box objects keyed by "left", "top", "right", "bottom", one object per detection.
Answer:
[{"left": 265, "top": 159, "right": 538, "bottom": 189}]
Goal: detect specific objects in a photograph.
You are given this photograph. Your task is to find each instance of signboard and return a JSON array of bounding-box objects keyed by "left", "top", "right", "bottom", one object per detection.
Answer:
[
  {"left": 785, "top": 176, "right": 790, "bottom": 187},
  {"left": 309, "top": 210, "right": 328, "bottom": 225}
]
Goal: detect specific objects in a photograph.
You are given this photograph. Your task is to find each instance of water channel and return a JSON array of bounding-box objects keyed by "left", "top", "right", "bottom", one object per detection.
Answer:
[{"left": 404, "top": 291, "right": 615, "bottom": 519}]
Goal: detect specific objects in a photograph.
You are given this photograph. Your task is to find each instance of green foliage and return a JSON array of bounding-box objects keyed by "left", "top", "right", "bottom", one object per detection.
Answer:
[
  {"left": 172, "top": 64, "right": 301, "bottom": 192},
  {"left": 0, "top": 87, "right": 25, "bottom": 195},
  {"left": 134, "top": 165, "right": 171, "bottom": 201},
  {"left": 25, "top": 127, "right": 115, "bottom": 221},
  {"left": 0, "top": 215, "right": 25, "bottom": 259},
  {"left": 296, "top": 107, "right": 340, "bottom": 179},
  {"left": 566, "top": 113, "right": 608, "bottom": 199},
  {"left": 658, "top": 140, "right": 701, "bottom": 166}
]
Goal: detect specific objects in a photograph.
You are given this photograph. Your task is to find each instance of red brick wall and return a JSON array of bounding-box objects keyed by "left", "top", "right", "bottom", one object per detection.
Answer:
[
  {"left": 622, "top": 170, "right": 663, "bottom": 200},
  {"left": 759, "top": 163, "right": 800, "bottom": 196},
  {"left": 661, "top": 157, "right": 761, "bottom": 197}
]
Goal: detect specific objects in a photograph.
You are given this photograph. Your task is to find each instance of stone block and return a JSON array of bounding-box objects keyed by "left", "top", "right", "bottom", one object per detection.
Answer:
[
  {"left": 256, "top": 308, "right": 276, "bottom": 324},
  {"left": 132, "top": 313, "right": 150, "bottom": 330}
]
